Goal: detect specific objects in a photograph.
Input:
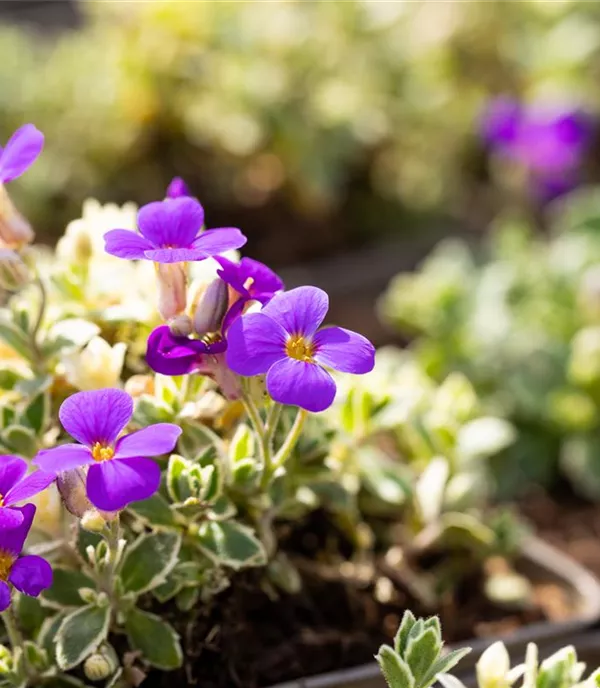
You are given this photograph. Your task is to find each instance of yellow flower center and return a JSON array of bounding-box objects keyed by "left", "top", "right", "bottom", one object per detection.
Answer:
[
  {"left": 0, "top": 549, "right": 15, "bottom": 581},
  {"left": 91, "top": 442, "right": 115, "bottom": 463},
  {"left": 0, "top": 495, "right": 4, "bottom": 508},
  {"left": 285, "top": 335, "right": 315, "bottom": 363},
  {"left": 243, "top": 277, "right": 255, "bottom": 291}
]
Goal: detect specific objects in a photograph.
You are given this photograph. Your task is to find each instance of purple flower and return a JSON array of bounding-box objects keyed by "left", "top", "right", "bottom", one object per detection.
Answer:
[
  {"left": 104, "top": 197, "right": 247, "bottom": 264},
  {"left": 0, "top": 503, "right": 53, "bottom": 611},
  {"left": 0, "top": 124, "right": 44, "bottom": 184},
  {"left": 166, "top": 177, "right": 190, "bottom": 199},
  {"left": 0, "top": 456, "right": 55, "bottom": 529},
  {"left": 226, "top": 286, "right": 375, "bottom": 412},
  {"left": 481, "top": 97, "right": 592, "bottom": 199},
  {"left": 33, "top": 389, "right": 182, "bottom": 512},
  {"left": 216, "top": 256, "right": 284, "bottom": 330},
  {"left": 146, "top": 326, "right": 241, "bottom": 399}
]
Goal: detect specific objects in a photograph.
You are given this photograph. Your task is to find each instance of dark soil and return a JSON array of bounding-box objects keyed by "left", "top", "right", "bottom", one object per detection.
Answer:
[{"left": 140, "top": 510, "right": 572, "bottom": 688}]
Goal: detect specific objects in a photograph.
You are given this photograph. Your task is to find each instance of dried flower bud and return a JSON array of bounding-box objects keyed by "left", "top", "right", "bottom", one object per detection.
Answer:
[
  {"left": 84, "top": 644, "right": 119, "bottom": 681},
  {"left": 0, "top": 249, "right": 30, "bottom": 291},
  {"left": 169, "top": 314, "right": 193, "bottom": 337},
  {"left": 0, "top": 185, "right": 34, "bottom": 248},
  {"left": 155, "top": 262, "right": 187, "bottom": 321},
  {"left": 193, "top": 278, "right": 228, "bottom": 336},
  {"left": 57, "top": 468, "right": 115, "bottom": 521}
]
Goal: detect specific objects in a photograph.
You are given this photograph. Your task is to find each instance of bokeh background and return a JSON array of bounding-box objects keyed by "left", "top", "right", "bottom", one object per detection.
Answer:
[{"left": 3, "top": 0, "right": 600, "bottom": 341}]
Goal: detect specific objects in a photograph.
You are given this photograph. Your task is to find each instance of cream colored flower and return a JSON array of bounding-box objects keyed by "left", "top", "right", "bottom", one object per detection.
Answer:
[{"left": 61, "top": 336, "right": 127, "bottom": 390}]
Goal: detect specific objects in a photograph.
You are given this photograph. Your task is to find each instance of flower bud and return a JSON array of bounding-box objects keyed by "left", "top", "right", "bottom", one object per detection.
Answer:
[
  {"left": 83, "top": 644, "right": 119, "bottom": 682},
  {"left": 166, "top": 177, "right": 189, "bottom": 199},
  {"left": 0, "top": 249, "right": 30, "bottom": 291},
  {"left": 169, "top": 314, "right": 193, "bottom": 337},
  {"left": 81, "top": 510, "right": 107, "bottom": 533},
  {"left": 57, "top": 468, "right": 115, "bottom": 521},
  {"left": 0, "top": 185, "right": 34, "bottom": 248},
  {"left": 476, "top": 641, "right": 511, "bottom": 688},
  {"left": 155, "top": 262, "right": 187, "bottom": 321},
  {"left": 193, "top": 278, "right": 228, "bottom": 336}
]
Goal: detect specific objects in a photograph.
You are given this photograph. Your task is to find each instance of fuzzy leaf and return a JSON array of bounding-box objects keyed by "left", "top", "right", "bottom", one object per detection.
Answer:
[
  {"left": 376, "top": 646, "right": 415, "bottom": 688},
  {"left": 125, "top": 608, "right": 182, "bottom": 670},
  {"left": 195, "top": 520, "right": 266, "bottom": 569},
  {"left": 152, "top": 577, "right": 182, "bottom": 604},
  {"left": 166, "top": 454, "right": 193, "bottom": 503},
  {"left": 406, "top": 628, "right": 441, "bottom": 685},
  {"left": 0, "top": 318, "right": 32, "bottom": 361},
  {"left": 120, "top": 531, "right": 181, "bottom": 595},
  {"left": 38, "top": 611, "right": 69, "bottom": 663},
  {"left": 42, "top": 568, "right": 96, "bottom": 608},
  {"left": 394, "top": 610, "right": 416, "bottom": 655},
  {"left": 422, "top": 648, "right": 472, "bottom": 688},
  {"left": 128, "top": 493, "right": 178, "bottom": 528},
  {"left": 229, "top": 424, "right": 255, "bottom": 463},
  {"left": 56, "top": 605, "right": 110, "bottom": 670}
]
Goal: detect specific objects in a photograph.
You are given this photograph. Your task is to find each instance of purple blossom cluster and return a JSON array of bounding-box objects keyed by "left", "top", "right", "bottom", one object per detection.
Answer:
[
  {"left": 482, "top": 96, "right": 592, "bottom": 201},
  {"left": 0, "top": 124, "right": 376, "bottom": 614}
]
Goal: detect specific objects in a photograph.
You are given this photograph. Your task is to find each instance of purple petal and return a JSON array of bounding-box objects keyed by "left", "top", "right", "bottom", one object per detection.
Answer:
[
  {"left": 146, "top": 325, "right": 205, "bottom": 376},
  {"left": 481, "top": 97, "right": 521, "bottom": 147},
  {"left": 10, "top": 555, "right": 51, "bottom": 597},
  {"left": 215, "top": 256, "right": 249, "bottom": 296},
  {"left": 0, "top": 456, "right": 27, "bottom": 496},
  {"left": 166, "top": 177, "right": 190, "bottom": 199},
  {"left": 0, "top": 124, "right": 44, "bottom": 183},
  {"left": 33, "top": 444, "right": 93, "bottom": 474},
  {"left": 115, "top": 424, "right": 182, "bottom": 459},
  {"left": 313, "top": 326, "right": 375, "bottom": 374},
  {"left": 191, "top": 228, "right": 247, "bottom": 256},
  {"left": 104, "top": 229, "right": 154, "bottom": 260},
  {"left": 138, "top": 197, "right": 204, "bottom": 248},
  {"left": 144, "top": 247, "right": 211, "bottom": 263},
  {"left": 261, "top": 286, "right": 329, "bottom": 338},
  {"left": 221, "top": 298, "right": 247, "bottom": 333},
  {"left": 87, "top": 457, "right": 161, "bottom": 511},
  {"left": 0, "top": 581, "right": 10, "bottom": 611},
  {"left": 59, "top": 389, "right": 133, "bottom": 446},
  {"left": 0, "top": 504, "right": 35, "bottom": 554},
  {"left": 9, "top": 555, "right": 52, "bottom": 597},
  {"left": 226, "top": 312, "right": 287, "bottom": 376},
  {"left": 4, "top": 470, "right": 55, "bottom": 506},
  {"left": 0, "top": 508, "right": 24, "bottom": 530},
  {"left": 266, "top": 358, "right": 336, "bottom": 412},
  {"left": 241, "top": 257, "right": 284, "bottom": 297}
]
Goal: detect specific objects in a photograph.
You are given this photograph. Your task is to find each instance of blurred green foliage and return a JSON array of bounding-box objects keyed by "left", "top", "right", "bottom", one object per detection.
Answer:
[
  {"left": 3, "top": 0, "right": 600, "bottom": 262},
  {"left": 381, "top": 187, "right": 600, "bottom": 500}
]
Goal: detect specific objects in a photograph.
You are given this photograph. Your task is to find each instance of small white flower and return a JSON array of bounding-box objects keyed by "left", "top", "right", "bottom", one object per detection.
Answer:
[
  {"left": 477, "top": 642, "right": 512, "bottom": 688},
  {"left": 61, "top": 336, "right": 126, "bottom": 390}
]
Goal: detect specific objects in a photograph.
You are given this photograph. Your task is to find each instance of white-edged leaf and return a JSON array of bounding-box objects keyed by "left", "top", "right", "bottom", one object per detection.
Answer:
[
  {"left": 125, "top": 607, "right": 182, "bottom": 670},
  {"left": 120, "top": 531, "right": 181, "bottom": 595},
  {"left": 56, "top": 605, "right": 110, "bottom": 670},
  {"left": 195, "top": 520, "right": 266, "bottom": 570},
  {"left": 376, "top": 646, "right": 415, "bottom": 688}
]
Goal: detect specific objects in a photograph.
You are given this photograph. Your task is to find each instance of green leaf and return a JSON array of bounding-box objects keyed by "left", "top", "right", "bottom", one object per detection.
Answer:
[
  {"left": 195, "top": 520, "right": 267, "bottom": 569},
  {"left": 38, "top": 611, "right": 69, "bottom": 663},
  {"left": 175, "top": 586, "right": 199, "bottom": 612},
  {"left": 120, "top": 531, "right": 181, "bottom": 595},
  {"left": 152, "top": 577, "right": 182, "bottom": 604},
  {"left": 42, "top": 568, "right": 96, "bottom": 608},
  {"left": 229, "top": 424, "right": 255, "bottom": 463},
  {"left": 166, "top": 454, "right": 193, "bottom": 503},
  {"left": 21, "top": 393, "right": 48, "bottom": 435},
  {"left": 128, "top": 493, "right": 178, "bottom": 528},
  {"left": 422, "top": 648, "right": 472, "bottom": 687},
  {"left": 56, "top": 605, "right": 110, "bottom": 670},
  {"left": 376, "top": 646, "right": 415, "bottom": 688},
  {"left": 394, "top": 611, "right": 416, "bottom": 655},
  {"left": 1, "top": 426, "right": 37, "bottom": 457},
  {"left": 125, "top": 608, "right": 182, "bottom": 670},
  {"left": 0, "top": 317, "right": 32, "bottom": 361},
  {"left": 14, "top": 594, "right": 47, "bottom": 637},
  {"left": 406, "top": 628, "right": 441, "bottom": 685}
]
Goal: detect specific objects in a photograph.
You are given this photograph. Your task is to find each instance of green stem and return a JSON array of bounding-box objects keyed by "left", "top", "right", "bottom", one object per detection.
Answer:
[
  {"left": 29, "top": 275, "right": 47, "bottom": 369},
  {"left": 1, "top": 607, "right": 22, "bottom": 651},
  {"left": 102, "top": 515, "right": 122, "bottom": 590},
  {"left": 271, "top": 408, "right": 307, "bottom": 475},
  {"left": 264, "top": 403, "right": 282, "bottom": 450}
]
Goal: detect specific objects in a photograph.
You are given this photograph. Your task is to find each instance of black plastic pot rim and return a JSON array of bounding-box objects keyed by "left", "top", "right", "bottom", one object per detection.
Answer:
[{"left": 265, "top": 535, "right": 600, "bottom": 688}]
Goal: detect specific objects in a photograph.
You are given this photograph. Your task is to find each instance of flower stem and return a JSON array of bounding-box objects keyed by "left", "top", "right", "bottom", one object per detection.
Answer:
[
  {"left": 1, "top": 607, "right": 22, "bottom": 651},
  {"left": 271, "top": 408, "right": 307, "bottom": 475},
  {"left": 102, "top": 515, "right": 122, "bottom": 589}
]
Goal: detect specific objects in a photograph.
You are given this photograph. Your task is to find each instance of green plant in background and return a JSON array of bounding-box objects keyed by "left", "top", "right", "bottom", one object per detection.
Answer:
[
  {"left": 378, "top": 611, "right": 598, "bottom": 688},
  {"left": 381, "top": 187, "right": 600, "bottom": 500},
  {"left": 1, "top": 0, "right": 600, "bottom": 256}
]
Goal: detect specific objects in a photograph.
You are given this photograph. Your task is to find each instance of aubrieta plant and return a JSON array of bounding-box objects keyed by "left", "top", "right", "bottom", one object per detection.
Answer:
[{"left": 0, "top": 123, "right": 378, "bottom": 687}]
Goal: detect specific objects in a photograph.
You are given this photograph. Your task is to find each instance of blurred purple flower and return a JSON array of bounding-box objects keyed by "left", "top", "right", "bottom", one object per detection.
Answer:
[
  {"left": 482, "top": 97, "right": 592, "bottom": 200},
  {"left": 0, "top": 124, "right": 44, "bottom": 184},
  {"left": 0, "top": 503, "right": 52, "bottom": 610},
  {"left": 166, "top": 177, "right": 190, "bottom": 199},
  {"left": 226, "top": 286, "right": 375, "bottom": 412},
  {"left": 33, "top": 389, "right": 181, "bottom": 512},
  {"left": 216, "top": 256, "right": 284, "bottom": 330},
  {"left": 0, "top": 456, "right": 55, "bottom": 530},
  {"left": 104, "top": 197, "right": 247, "bottom": 264}
]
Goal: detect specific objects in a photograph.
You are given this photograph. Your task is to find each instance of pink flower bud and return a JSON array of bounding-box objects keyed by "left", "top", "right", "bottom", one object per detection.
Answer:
[
  {"left": 193, "top": 278, "right": 228, "bottom": 336},
  {"left": 0, "top": 185, "right": 34, "bottom": 248},
  {"left": 155, "top": 262, "right": 187, "bottom": 321}
]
